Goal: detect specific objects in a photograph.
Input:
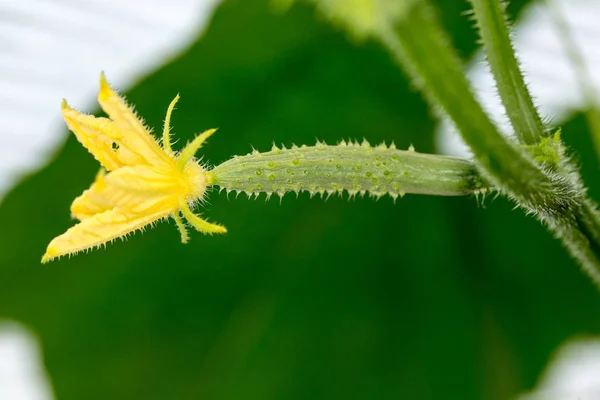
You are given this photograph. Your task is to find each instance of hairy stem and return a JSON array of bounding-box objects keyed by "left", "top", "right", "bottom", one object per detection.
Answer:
[
  {"left": 467, "top": 0, "right": 600, "bottom": 282},
  {"left": 551, "top": 200, "right": 600, "bottom": 285},
  {"left": 469, "top": 0, "right": 546, "bottom": 144},
  {"left": 209, "top": 142, "right": 488, "bottom": 199},
  {"left": 375, "top": 1, "right": 570, "bottom": 214}
]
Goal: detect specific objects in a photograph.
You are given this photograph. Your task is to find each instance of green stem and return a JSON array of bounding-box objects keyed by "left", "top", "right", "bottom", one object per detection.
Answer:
[
  {"left": 209, "top": 142, "right": 488, "bottom": 199},
  {"left": 555, "top": 200, "right": 600, "bottom": 285},
  {"left": 466, "top": 0, "right": 600, "bottom": 281},
  {"left": 376, "top": 1, "right": 566, "bottom": 213},
  {"left": 469, "top": 0, "right": 546, "bottom": 144}
]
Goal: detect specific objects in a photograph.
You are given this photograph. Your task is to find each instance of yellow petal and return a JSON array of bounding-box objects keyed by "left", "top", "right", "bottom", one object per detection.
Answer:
[
  {"left": 42, "top": 207, "right": 173, "bottom": 263},
  {"left": 71, "top": 165, "right": 180, "bottom": 220},
  {"left": 104, "top": 165, "right": 179, "bottom": 193},
  {"left": 70, "top": 169, "right": 113, "bottom": 220},
  {"left": 62, "top": 102, "right": 124, "bottom": 171},
  {"left": 62, "top": 101, "right": 151, "bottom": 170},
  {"left": 98, "top": 72, "right": 171, "bottom": 166}
]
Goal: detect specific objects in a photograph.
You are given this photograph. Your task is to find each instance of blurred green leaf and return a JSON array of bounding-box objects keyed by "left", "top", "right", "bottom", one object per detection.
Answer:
[{"left": 1, "top": 1, "right": 600, "bottom": 400}]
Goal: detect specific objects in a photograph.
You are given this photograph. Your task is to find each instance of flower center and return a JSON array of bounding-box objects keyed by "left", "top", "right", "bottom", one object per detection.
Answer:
[{"left": 182, "top": 161, "right": 208, "bottom": 201}]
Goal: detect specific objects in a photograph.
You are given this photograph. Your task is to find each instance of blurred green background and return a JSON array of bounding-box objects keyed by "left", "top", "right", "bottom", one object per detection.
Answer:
[{"left": 2, "top": 0, "right": 600, "bottom": 399}]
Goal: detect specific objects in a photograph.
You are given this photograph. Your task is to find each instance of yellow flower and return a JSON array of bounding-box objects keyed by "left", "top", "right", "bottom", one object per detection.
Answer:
[{"left": 42, "top": 73, "right": 226, "bottom": 263}]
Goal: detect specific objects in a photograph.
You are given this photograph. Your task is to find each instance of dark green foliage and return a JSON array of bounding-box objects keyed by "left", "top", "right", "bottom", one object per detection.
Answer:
[{"left": 0, "top": 0, "right": 599, "bottom": 399}]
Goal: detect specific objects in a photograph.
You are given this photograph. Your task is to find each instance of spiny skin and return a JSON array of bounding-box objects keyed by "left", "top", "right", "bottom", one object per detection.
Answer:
[
  {"left": 42, "top": 73, "right": 225, "bottom": 263},
  {"left": 209, "top": 140, "right": 487, "bottom": 200}
]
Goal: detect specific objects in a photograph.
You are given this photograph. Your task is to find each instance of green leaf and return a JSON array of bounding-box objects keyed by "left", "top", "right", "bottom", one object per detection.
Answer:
[{"left": 1, "top": 1, "right": 600, "bottom": 400}]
